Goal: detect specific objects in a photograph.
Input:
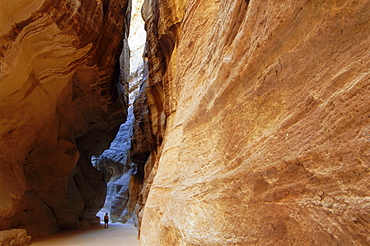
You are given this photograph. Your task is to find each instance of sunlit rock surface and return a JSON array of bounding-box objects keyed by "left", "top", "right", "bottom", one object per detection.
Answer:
[
  {"left": 0, "top": 0, "right": 130, "bottom": 237},
  {"left": 134, "top": 0, "right": 370, "bottom": 245}
]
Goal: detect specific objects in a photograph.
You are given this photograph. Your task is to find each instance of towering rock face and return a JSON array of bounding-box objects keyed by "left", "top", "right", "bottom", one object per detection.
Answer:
[
  {"left": 94, "top": 0, "right": 146, "bottom": 226},
  {"left": 0, "top": 0, "right": 130, "bottom": 237},
  {"left": 133, "top": 0, "right": 370, "bottom": 245}
]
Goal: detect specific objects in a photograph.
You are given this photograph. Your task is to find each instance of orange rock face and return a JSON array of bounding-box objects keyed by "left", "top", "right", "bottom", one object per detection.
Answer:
[
  {"left": 134, "top": 0, "right": 370, "bottom": 245},
  {"left": 0, "top": 0, "right": 129, "bottom": 236}
]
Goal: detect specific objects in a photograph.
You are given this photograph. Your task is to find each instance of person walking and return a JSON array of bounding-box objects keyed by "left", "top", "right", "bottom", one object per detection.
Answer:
[{"left": 104, "top": 213, "right": 109, "bottom": 228}]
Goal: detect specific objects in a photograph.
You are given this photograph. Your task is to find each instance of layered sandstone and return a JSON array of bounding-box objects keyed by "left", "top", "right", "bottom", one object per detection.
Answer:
[
  {"left": 0, "top": 0, "right": 130, "bottom": 237},
  {"left": 134, "top": 0, "right": 370, "bottom": 245}
]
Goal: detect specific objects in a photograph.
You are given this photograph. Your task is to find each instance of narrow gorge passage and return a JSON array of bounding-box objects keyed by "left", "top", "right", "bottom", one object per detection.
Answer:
[
  {"left": 1, "top": 0, "right": 370, "bottom": 245},
  {"left": 94, "top": 0, "right": 147, "bottom": 226},
  {"left": 31, "top": 0, "right": 147, "bottom": 244},
  {"left": 0, "top": 0, "right": 145, "bottom": 244}
]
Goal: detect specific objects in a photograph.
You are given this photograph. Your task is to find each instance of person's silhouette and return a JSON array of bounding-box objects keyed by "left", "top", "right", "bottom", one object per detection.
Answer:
[{"left": 104, "top": 213, "right": 109, "bottom": 228}]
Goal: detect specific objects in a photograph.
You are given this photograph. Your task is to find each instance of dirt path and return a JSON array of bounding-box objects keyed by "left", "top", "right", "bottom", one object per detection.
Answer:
[{"left": 31, "top": 223, "right": 139, "bottom": 246}]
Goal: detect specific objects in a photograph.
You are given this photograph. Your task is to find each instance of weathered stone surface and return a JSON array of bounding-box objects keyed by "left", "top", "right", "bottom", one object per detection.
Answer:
[
  {"left": 94, "top": 106, "right": 136, "bottom": 223},
  {"left": 0, "top": 0, "right": 130, "bottom": 236},
  {"left": 131, "top": 83, "right": 154, "bottom": 164},
  {"left": 10, "top": 191, "right": 58, "bottom": 237},
  {"left": 135, "top": 0, "right": 370, "bottom": 245},
  {"left": 0, "top": 229, "right": 31, "bottom": 246},
  {"left": 109, "top": 172, "right": 131, "bottom": 223}
]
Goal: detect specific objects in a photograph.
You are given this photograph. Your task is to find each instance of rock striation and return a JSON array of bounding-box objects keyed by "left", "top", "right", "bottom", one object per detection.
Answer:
[
  {"left": 133, "top": 0, "right": 370, "bottom": 245},
  {"left": 0, "top": 0, "right": 130, "bottom": 237}
]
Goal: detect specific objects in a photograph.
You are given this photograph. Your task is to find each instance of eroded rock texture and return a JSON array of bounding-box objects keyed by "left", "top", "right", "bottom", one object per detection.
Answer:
[
  {"left": 0, "top": 229, "right": 31, "bottom": 246},
  {"left": 0, "top": 0, "right": 130, "bottom": 237},
  {"left": 134, "top": 0, "right": 370, "bottom": 245}
]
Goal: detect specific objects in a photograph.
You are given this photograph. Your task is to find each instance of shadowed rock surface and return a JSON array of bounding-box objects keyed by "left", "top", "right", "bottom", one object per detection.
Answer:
[
  {"left": 131, "top": 0, "right": 370, "bottom": 245},
  {"left": 0, "top": 0, "right": 130, "bottom": 237}
]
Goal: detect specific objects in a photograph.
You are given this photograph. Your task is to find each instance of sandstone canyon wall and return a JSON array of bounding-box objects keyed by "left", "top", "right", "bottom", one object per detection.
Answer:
[
  {"left": 0, "top": 0, "right": 130, "bottom": 237},
  {"left": 133, "top": 0, "right": 370, "bottom": 245}
]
